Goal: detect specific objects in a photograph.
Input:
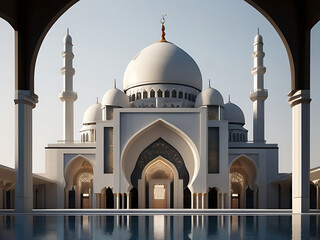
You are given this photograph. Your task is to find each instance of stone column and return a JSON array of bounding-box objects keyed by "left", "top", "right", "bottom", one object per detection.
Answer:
[
  {"left": 14, "top": 90, "right": 38, "bottom": 213},
  {"left": 0, "top": 186, "right": 3, "bottom": 209},
  {"left": 317, "top": 185, "right": 319, "bottom": 210},
  {"left": 115, "top": 194, "right": 119, "bottom": 209},
  {"left": 201, "top": 193, "right": 205, "bottom": 209},
  {"left": 96, "top": 193, "right": 101, "bottom": 208},
  {"left": 196, "top": 193, "right": 199, "bottom": 209},
  {"left": 314, "top": 180, "right": 320, "bottom": 209},
  {"left": 288, "top": 90, "right": 311, "bottom": 213},
  {"left": 127, "top": 192, "right": 130, "bottom": 209},
  {"left": 121, "top": 193, "right": 125, "bottom": 209},
  {"left": 221, "top": 193, "right": 225, "bottom": 209},
  {"left": 254, "top": 188, "right": 258, "bottom": 209}
]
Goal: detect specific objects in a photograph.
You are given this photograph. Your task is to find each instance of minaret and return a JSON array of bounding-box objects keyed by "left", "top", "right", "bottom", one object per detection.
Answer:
[
  {"left": 250, "top": 28, "right": 268, "bottom": 143},
  {"left": 59, "top": 28, "right": 77, "bottom": 142}
]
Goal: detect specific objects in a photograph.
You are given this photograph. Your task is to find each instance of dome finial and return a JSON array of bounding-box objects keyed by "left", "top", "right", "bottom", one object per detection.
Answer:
[
  {"left": 114, "top": 79, "right": 117, "bottom": 89},
  {"left": 257, "top": 27, "right": 259, "bottom": 35},
  {"left": 160, "top": 14, "right": 167, "bottom": 42},
  {"left": 209, "top": 79, "right": 211, "bottom": 88},
  {"left": 228, "top": 94, "right": 231, "bottom": 102},
  {"left": 96, "top": 97, "right": 98, "bottom": 104},
  {"left": 67, "top": 28, "right": 69, "bottom": 35}
]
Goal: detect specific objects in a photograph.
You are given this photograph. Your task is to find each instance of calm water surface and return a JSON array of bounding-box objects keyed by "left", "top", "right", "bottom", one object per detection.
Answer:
[{"left": 0, "top": 215, "right": 319, "bottom": 239}]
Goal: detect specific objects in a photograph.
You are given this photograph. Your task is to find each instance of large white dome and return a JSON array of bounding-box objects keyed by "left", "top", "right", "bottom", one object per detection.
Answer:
[
  {"left": 224, "top": 102, "right": 245, "bottom": 125},
  {"left": 195, "top": 87, "right": 224, "bottom": 107},
  {"left": 123, "top": 41, "right": 202, "bottom": 91}
]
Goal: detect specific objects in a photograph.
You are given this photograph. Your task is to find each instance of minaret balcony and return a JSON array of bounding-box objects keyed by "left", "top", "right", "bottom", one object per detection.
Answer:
[
  {"left": 251, "top": 66, "right": 266, "bottom": 75},
  {"left": 252, "top": 51, "right": 265, "bottom": 58},
  {"left": 250, "top": 89, "right": 268, "bottom": 102},
  {"left": 59, "top": 90, "right": 78, "bottom": 102},
  {"left": 60, "top": 67, "right": 75, "bottom": 76}
]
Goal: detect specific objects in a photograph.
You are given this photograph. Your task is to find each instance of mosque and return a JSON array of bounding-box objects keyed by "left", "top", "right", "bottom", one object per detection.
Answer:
[{"left": 1, "top": 19, "right": 320, "bottom": 210}]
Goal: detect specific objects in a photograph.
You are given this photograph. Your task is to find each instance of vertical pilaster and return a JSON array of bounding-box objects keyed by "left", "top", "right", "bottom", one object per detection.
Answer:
[
  {"left": 14, "top": 90, "right": 38, "bottom": 213},
  {"left": 289, "top": 90, "right": 311, "bottom": 213}
]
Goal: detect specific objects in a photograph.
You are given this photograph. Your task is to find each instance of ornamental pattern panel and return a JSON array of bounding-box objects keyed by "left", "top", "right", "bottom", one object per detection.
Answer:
[{"left": 131, "top": 138, "right": 189, "bottom": 188}]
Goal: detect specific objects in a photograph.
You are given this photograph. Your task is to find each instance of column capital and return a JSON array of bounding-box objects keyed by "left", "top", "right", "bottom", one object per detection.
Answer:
[
  {"left": 288, "top": 90, "right": 311, "bottom": 108},
  {"left": 312, "top": 179, "right": 320, "bottom": 186},
  {"left": 14, "top": 90, "right": 38, "bottom": 109}
]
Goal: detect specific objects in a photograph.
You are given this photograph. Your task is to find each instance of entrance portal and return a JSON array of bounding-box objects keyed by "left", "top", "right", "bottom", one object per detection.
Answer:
[
  {"left": 229, "top": 156, "right": 257, "bottom": 209},
  {"left": 130, "top": 138, "right": 189, "bottom": 208}
]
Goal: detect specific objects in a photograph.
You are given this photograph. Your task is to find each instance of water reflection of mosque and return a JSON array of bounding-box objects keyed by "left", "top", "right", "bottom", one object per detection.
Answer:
[{"left": 2, "top": 214, "right": 318, "bottom": 239}]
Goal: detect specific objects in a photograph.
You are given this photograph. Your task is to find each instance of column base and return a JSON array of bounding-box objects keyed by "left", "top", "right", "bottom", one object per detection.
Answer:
[
  {"left": 293, "top": 197, "right": 309, "bottom": 213},
  {"left": 15, "top": 197, "right": 33, "bottom": 213}
]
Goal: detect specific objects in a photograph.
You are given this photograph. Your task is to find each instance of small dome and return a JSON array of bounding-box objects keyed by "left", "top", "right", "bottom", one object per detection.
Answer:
[
  {"left": 63, "top": 35, "right": 72, "bottom": 44},
  {"left": 254, "top": 34, "right": 263, "bottom": 43},
  {"left": 83, "top": 102, "right": 102, "bottom": 124},
  {"left": 102, "top": 88, "right": 130, "bottom": 108},
  {"left": 123, "top": 42, "right": 202, "bottom": 91},
  {"left": 195, "top": 87, "right": 224, "bottom": 107},
  {"left": 224, "top": 102, "right": 245, "bottom": 125}
]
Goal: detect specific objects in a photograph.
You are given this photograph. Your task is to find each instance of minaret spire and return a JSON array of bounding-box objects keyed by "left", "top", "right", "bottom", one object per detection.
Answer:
[
  {"left": 250, "top": 29, "right": 268, "bottom": 143},
  {"left": 59, "top": 29, "right": 78, "bottom": 142}
]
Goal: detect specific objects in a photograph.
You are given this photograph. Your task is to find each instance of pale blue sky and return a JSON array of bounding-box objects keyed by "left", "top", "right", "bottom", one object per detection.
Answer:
[{"left": 0, "top": 0, "right": 320, "bottom": 173}]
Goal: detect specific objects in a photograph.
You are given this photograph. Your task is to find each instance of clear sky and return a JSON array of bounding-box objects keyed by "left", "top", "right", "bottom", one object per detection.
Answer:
[{"left": 0, "top": 0, "right": 320, "bottom": 173}]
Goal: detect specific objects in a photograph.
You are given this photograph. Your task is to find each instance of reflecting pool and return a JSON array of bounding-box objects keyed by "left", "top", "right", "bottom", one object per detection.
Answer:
[{"left": 0, "top": 214, "right": 319, "bottom": 239}]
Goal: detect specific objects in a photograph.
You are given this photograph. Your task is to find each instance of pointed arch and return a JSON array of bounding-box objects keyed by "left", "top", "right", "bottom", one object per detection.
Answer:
[
  {"left": 131, "top": 138, "right": 188, "bottom": 188},
  {"left": 65, "top": 155, "right": 95, "bottom": 190},
  {"left": 150, "top": 89, "right": 155, "bottom": 98},
  {"left": 121, "top": 119, "right": 200, "bottom": 192}
]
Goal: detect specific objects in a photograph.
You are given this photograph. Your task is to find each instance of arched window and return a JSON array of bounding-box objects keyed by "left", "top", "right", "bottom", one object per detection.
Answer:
[
  {"left": 233, "top": 133, "right": 236, "bottom": 142},
  {"left": 143, "top": 90, "right": 148, "bottom": 98},
  {"left": 172, "top": 89, "right": 177, "bottom": 98},
  {"left": 164, "top": 89, "right": 170, "bottom": 98},
  {"left": 178, "top": 91, "right": 183, "bottom": 99},
  {"left": 129, "top": 95, "right": 132, "bottom": 102},
  {"left": 188, "top": 94, "right": 191, "bottom": 100},
  {"left": 150, "top": 89, "right": 155, "bottom": 98},
  {"left": 86, "top": 133, "right": 89, "bottom": 142},
  {"left": 157, "top": 89, "right": 163, "bottom": 97},
  {"left": 131, "top": 94, "right": 135, "bottom": 101},
  {"left": 137, "top": 92, "right": 141, "bottom": 100}
]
